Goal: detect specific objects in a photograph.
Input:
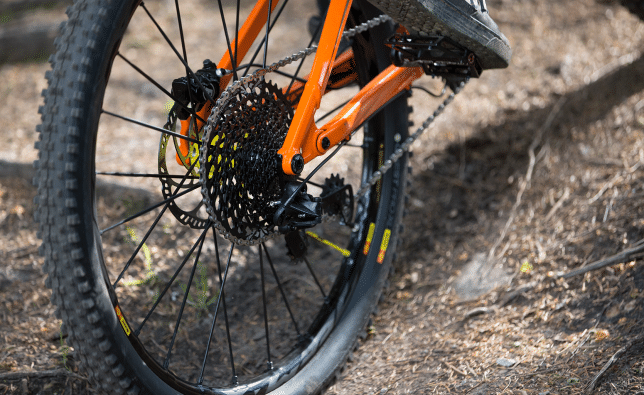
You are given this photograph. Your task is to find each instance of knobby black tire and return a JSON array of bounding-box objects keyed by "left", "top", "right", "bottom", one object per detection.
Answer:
[{"left": 34, "top": 0, "right": 410, "bottom": 393}]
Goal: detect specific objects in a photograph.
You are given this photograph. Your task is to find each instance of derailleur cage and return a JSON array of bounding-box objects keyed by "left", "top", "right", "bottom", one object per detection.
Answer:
[
  {"left": 284, "top": 230, "right": 308, "bottom": 261},
  {"left": 321, "top": 174, "right": 354, "bottom": 226},
  {"left": 386, "top": 33, "right": 482, "bottom": 88}
]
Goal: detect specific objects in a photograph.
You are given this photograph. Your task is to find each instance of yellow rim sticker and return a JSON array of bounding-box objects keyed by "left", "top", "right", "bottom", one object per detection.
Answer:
[
  {"left": 363, "top": 223, "right": 376, "bottom": 255},
  {"left": 377, "top": 228, "right": 391, "bottom": 264},
  {"left": 115, "top": 305, "right": 131, "bottom": 336},
  {"left": 306, "top": 231, "right": 351, "bottom": 257}
]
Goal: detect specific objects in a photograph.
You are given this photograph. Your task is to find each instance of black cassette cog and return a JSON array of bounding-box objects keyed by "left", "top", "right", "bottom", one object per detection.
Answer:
[{"left": 200, "top": 79, "right": 294, "bottom": 244}]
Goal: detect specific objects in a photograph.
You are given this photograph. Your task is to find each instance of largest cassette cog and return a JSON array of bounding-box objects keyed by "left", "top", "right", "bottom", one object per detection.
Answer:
[{"left": 200, "top": 79, "right": 294, "bottom": 245}]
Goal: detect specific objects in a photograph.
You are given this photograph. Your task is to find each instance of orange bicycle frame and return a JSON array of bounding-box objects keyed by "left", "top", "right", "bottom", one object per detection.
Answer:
[{"left": 177, "top": 0, "right": 424, "bottom": 175}]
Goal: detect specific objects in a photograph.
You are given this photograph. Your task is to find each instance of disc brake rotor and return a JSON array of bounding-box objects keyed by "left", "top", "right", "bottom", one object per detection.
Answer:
[{"left": 158, "top": 118, "right": 208, "bottom": 229}]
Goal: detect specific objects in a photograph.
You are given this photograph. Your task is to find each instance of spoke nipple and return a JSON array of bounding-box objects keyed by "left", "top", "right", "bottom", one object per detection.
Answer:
[{"left": 291, "top": 154, "right": 304, "bottom": 175}]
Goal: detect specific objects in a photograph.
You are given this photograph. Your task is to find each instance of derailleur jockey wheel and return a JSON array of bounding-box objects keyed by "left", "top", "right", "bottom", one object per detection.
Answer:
[{"left": 199, "top": 79, "right": 294, "bottom": 245}]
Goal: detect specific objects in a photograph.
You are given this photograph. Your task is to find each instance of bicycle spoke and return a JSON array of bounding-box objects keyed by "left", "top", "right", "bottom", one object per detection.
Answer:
[
  {"left": 262, "top": 0, "right": 273, "bottom": 68},
  {"left": 174, "top": 0, "right": 189, "bottom": 68},
  {"left": 101, "top": 109, "right": 201, "bottom": 145},
  {"left": 100, "top": 183, "right": 200, "bottom": 235},
  {"left": 241, "top": 0, "right": 290, "bottom": 77},
  {"left": 199, "top": 240, "right": 235, "bottom": 385},
  {"left": 133, "top": 226, "right": 210, "bottom": 335},
  {"left": 111, "top": 161, "right": 198, "bottom": 286},
  {"left": 164, "top": 224, "right": 209, "bottom": 369},
  {"left": 96, "top": 171, "right": 199, "bottom": 179},
  {"left": 215, "top": 0, "right": 239, "bottom": 81},
  {"left": 234, "top": 0, "right": 240, "bottom": 81},
  {"left": 140, "top": 3, "right": 217, "bottom": 105},
  {"left": 262, "top": 244, "right": 300, "bottom": 335},
  {"left": 114, "top": 53, "right": 205, "bottom": 125},
  {"left": 303, "top": 256, "right": 326, "bottom": 298},
  {"left": 259, "top": 243, "right": 273, "bottom": 369},
  {"left": 214, "top": 234, "right": 238, "bottom": 385},
  {"left": 285, "top": 19, "right": 322, "bottom": 97},
  {"left": 296, "top": 178, "right": 323, "bottom": 189},
  {"left": 174, "top": 0, "right": 196, "bottom": 115}
]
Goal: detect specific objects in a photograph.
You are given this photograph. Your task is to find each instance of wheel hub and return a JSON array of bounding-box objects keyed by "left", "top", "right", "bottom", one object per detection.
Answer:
[{"left": 200, "top": 79, "right": 294, "bottom": 244}]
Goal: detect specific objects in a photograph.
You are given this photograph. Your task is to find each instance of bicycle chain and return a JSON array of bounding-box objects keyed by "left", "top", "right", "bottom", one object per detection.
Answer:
[
  {"left": 354, "top": 81, "right": 465, "bottom": 201},
  {"left": 199, "top": 14, "right": 465, "bottom": 243},
  {"left": 213, "top": 14, "right": 395, "bottom": 101}
]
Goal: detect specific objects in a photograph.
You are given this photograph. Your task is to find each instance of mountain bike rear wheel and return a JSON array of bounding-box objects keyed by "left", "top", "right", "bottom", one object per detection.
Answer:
[{"left": 35, "top": 0, "right": 410, "bottom": 393}]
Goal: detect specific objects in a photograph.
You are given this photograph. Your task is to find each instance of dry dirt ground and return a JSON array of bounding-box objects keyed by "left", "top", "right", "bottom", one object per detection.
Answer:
[{"left": 2, "top": 0, "right": 644, "bottom": 393}]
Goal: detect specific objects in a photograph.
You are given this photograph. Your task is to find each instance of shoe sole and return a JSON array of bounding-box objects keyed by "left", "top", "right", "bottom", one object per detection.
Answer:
[{"left": 369, "top": 0, "right": 512, "bottom": 69}]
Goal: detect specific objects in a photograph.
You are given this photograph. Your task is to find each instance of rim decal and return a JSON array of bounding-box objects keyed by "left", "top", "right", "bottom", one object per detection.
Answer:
[
  {"left": 115, "top": 305, "right": 131, "bottom": 336},
  {"left": 363, "top": 222, "right": 376, "bottom": 255},
  {"left": 376, "top": 228, "right": 391, "bottom": 264}
]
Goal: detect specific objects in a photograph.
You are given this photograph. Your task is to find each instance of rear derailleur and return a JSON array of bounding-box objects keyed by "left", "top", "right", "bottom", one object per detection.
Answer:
[
  {"left": 274, "top": 175, "right": 354, "bottom": 260},
  {"left": 273, "top": 175, "right": 354, "bottom": 232}
]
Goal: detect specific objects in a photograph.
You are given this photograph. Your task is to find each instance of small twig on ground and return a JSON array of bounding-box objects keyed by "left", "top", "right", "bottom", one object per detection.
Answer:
[
  {"left": 561, "top": 239, "right": 644, "bottom": 278},
  {"left": 559, "top": 329, "right": 587, "bottom": 355},
  {"left": 544, "top": 187, "right": 570, "bottom": 222},
  {"left": 589, "top": 162, "right": 640, "bottom": 205},
  {"left": 0, "top": 369, "right": 86, "bottom": 381},
  {"left": 497, "top": 281, "right": 538, "bottom": 308},
  {"left": 463, "top": 362, "right": 478, "bottom": 377},
  {"left": 514, "top": 365, "right": 565, "bottom": 377},
  {"left": 488, "top": 96, "right": 566, "bottom": 259},
  {"left": 566, "top": 330, "right": 592, "bottom": 363},
  {"left": 584, "top": 347, "right": 626, "bottom": 393},
  {"left": 584, "top": 333, "right": 644, "bottom": 393},
  {"left": 443, "top": 361, "right": 467, "bottom": 376},
  {"left": 464, "top": 381, "right": 487, "bottom": 394},
  {"left": 1, "top": 244, "right": 39, "bottom": 260},
  {"left": 463, "top": 306, "right": 495, "bottom": 320},
  {"left": 589, "top": 174, "right": 623, "bottom": 204}
]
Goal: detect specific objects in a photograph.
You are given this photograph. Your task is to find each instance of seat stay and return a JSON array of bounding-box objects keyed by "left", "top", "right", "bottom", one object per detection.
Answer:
[{"left": 277, "top": 0, "right": 354, "bottom": 175}]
